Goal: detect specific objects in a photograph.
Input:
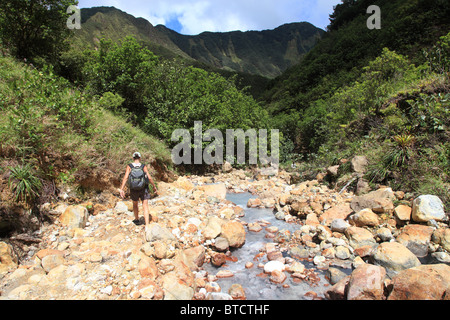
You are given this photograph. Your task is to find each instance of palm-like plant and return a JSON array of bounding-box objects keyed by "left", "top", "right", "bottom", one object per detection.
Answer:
[{"left": 8, "top": 163, "right": 42, "bottom": 205}]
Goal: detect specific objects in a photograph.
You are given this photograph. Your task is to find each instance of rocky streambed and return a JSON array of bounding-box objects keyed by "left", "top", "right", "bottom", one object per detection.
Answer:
[{"left": 0, "top": 167, "right": 449, "bottom": 300}]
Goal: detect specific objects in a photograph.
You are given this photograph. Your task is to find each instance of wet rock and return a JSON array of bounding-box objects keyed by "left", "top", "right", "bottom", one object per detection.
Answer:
[
  {"left": 264, "top": 260, "right": 285, "bottom": 274},
  {"left": 412, "top": 195, "right": 446, "bottom": 223},
  {"left": 347, "top": 264, "right": 386, "bottom": 300},
  {"left": 229, "top": 283, "right": 246, "bottom": 300},
  {"left": 396, "top": 224, "right": 434, "bottom": 257},
  {"left": 248, "top": 222, "right": 263, "bottom": 232},
  {"left": 372, "top": 242, "right": 421, "bottom": 277},
  {"left": 270, "top": 270, "right": 287, "bottom": 284},
  {"left": 211, "top": 253, "right": 227, "bottom": 267}
]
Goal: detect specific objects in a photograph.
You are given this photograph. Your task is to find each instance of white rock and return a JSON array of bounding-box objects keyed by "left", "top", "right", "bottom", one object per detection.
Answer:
[{"left": 263, "top": 260, "right": 285, "bottom": 274}]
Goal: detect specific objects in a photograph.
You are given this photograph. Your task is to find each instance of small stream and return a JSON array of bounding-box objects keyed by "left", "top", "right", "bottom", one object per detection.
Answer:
[{"left": 204, "top": 191, "right": 332, "bottom": 300}]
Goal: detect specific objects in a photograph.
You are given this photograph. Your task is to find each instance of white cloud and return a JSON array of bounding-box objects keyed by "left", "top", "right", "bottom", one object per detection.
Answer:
[{"left": 78, "top": 0, "right": 341, "bottom": 34}]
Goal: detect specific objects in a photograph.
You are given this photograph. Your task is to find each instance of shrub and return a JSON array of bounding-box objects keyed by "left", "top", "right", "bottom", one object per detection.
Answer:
[{"left": 8, "top": 163, "right": 42, "bottom": 205}]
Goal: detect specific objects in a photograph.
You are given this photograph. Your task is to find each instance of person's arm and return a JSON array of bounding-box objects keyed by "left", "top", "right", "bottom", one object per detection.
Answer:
[
  {"left": 144, "top": 165, "right": 158, "bottom": 194},
  {"left": 119, "top": 165, "right": 131, "bottom": 198}
]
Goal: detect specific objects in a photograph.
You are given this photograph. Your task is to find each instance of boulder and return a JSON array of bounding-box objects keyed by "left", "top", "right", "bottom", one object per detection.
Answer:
[
  {"left": 173, "top": 176, "right": 195, "bottom": 191},
  {"left": 396, "top": 224, "right": 434, "bottom": 257},
  {"left": 349, "top": 208, "right": 380, "bottom": 227},
  {"left": 350, "top": 188, "right": 395, "bottom": 213},
  {"left": 202, "top": 216, "right": 223, "bottom": 240},
  {"left": 345, "top": 226, "right": 376, "bottom": 249},
  {"left": 138, "top": 256, "right": 159, "bottom": 280},
  {"left": 161, "top": 272, "right": 194, "bottom": 300},
  {"left": 0, "top": 242, "right": 18, "bottom": 274},
  {"left": 145, "top": 223, "right": 176, "bottom": 242},
  {"left": 264, "top": 260, "right": 285, "bottom": 274},
  {"left": 320, "top": 203, "right": 353, "bottom": 226},
  {"left": 41, "top": 254, "right": 65, "bottom": 273},
  {"left": 355, "top": 178, "right": 371, "bottom": 196},
  {"left": 114, "top": 201, "right": 129, "bottom": 214},
  {"left": 388, "top": 264, "right": 450, "bottom": 300},
  {"left": 220, "top": 221, "right": 246, "bottom": 248},
  {"left": 59, "top": 205, "right": 89, "bottom": 229},
  {"left": 347, "top": 264, "right": 386, "bottom": 300},
  {"left": 394, "top": 205, "right": 412, "bottom": 222},
  {"left": 228, "top": 284, "right": 246, "bottom": 300},
  {"left": 197, "top": 184, "right": 227, "bottom": 200},
  {"left": 412, "top": 195, "right": 446, "bottom": 223},
  {"left": 327, "top": 165, "right": 339, "bottom": 177},
  {"left": 183, "top": 245, "right": 206, "bottom": 271},
  {"left": 372, "top": 242, "right": 421, "bottom": 277},
  {"left": 325, "top": 276, "right": 350, "bottom": 300},
  {"left": 330, "top": 218, "right": 350, "bottom": 233},
  {"left": 214, "top": 237, "right": 229, "bottom": 252},
  {"left": 351, "top": 156, "right": 369, "bottom": 173},
  {"left": 432, "top": 228, "right": 450, "bottom": 252}
]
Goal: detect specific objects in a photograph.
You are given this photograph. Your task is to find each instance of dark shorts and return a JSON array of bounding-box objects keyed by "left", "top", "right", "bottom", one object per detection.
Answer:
[{"left": 130, "top": 188, "right": 151, "bottom": 202}]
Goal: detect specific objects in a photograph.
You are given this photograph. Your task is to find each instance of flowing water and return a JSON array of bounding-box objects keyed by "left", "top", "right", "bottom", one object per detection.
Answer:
[{"left": 204, "top": 191, "right": 332, "bottom": 300}]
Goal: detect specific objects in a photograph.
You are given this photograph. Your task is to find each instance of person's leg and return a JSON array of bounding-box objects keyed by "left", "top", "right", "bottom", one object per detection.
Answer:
[
  {"left": 133, "top": 200, "right": 139, "bottom": 221},
  {"left": 142, "top": 199, "right": 150, "bottom": 226}
]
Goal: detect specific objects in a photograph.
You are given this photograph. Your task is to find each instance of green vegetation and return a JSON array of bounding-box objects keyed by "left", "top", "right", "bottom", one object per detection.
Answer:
[
  {"left": 0, "top": 54, "right": 172, "bottom": 206},
  {"left": 8, "top": 163, "right": 42, "bottom": 206},
  {"left": 0, "top": 0, "right": 76, "bottom": 64}
]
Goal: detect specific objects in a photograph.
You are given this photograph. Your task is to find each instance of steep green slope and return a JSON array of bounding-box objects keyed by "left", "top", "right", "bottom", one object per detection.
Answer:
[
  {"left": 155, "top": 22, "right": 323, "bottom": 78},
  {"left": 74, "top": 6, "right": 323, "bottom": 78},
  {"left": 265, "top": 0, "right": 450, "bottom": 113}
]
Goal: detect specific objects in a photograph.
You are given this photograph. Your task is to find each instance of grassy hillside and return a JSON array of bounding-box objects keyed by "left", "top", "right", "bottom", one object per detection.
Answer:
[{"left": 0, "top": 53, "right": 173, "bottom": 210}]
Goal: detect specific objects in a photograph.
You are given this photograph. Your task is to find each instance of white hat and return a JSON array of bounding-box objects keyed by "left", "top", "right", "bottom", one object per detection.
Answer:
[{"left": 133, "top": 152, "right": 141, "bottom": 159}]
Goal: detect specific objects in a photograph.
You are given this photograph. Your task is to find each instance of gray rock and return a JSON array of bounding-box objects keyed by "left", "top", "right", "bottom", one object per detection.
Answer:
[
  {"left": 145, "top": 223, "right": 176, "bottom": 242},
  {"left": 412, "top": 195, "right": 446, "bottom": 223},
  {"left": 330, "top": 218, "right": 350, "bottom": 233}
]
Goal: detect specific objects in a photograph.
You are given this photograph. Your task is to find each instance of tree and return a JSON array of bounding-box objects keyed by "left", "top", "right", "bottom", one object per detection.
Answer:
[{"left": 0, "top": 0, "right": 76, "bottom": 63}]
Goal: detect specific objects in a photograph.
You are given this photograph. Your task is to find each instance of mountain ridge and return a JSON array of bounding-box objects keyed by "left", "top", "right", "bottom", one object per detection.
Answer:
[{"left": 75, "top": 6, "right": 324, "bottom": 78}]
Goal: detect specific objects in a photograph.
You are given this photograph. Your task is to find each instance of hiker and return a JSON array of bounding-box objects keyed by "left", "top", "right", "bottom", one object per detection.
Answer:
[{"left": 118, "top": 152, "right": 158, "bottom": 227}]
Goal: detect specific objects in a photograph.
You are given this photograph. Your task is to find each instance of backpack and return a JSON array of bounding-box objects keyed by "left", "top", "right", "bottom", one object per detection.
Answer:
[{"left": 128, "top": 163, "right": 148, "bottom": 191}]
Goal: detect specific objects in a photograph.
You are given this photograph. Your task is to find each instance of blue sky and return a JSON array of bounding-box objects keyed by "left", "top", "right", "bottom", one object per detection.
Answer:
[{"left": 77, "top": 0, "right": 341, "bottom": 35}]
